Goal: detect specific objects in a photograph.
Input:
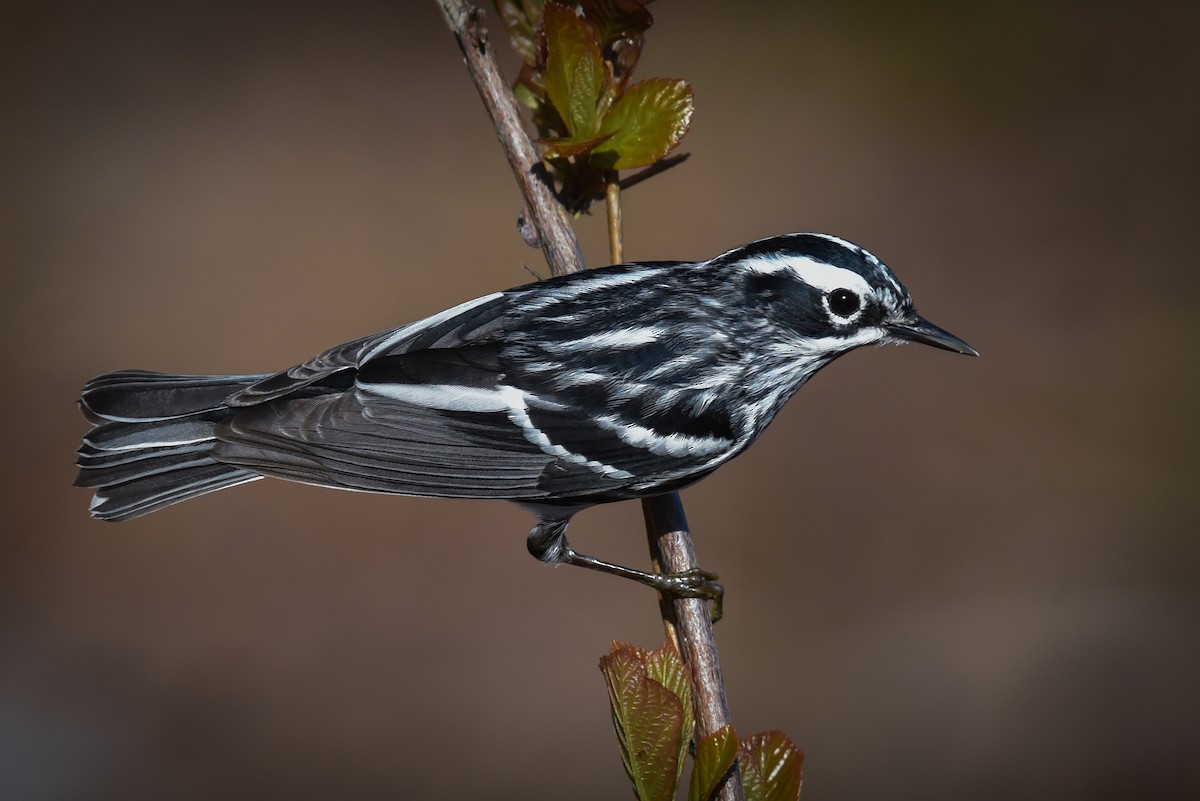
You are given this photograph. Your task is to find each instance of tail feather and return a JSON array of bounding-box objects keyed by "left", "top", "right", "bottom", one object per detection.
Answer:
[
  {"left": 75, "top": 371, "right": 269, "bottom": 521},
  {"left": 83, "top": 413, "right": 228, "bottom": 450},
  {"left": 87, "top": 462, "right": 262, "bottom": 522},
  {"left": 81, "top": 370, "right": 267, "bottom": 422},
  {"left": 76, "top": 442, "right": 218, "bottom": 486}
]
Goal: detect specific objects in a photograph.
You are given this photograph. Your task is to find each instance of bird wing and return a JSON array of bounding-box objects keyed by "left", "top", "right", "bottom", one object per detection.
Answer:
[
  {"left": 208, "top": 279, "right": 742, "bottom": 503},
  {"left": 212, "top": 348, "right": 725, "bottom": 502},
  {"left": 223, "top": 291, "right": 509, "bottom": 407}
]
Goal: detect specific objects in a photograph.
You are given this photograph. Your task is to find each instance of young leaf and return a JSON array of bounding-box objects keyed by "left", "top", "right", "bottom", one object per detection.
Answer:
[
  {"left": 492, "top": 0, "right": 546, "bottom": 65},
  {"left": 582, "top": 0, "right": 648, "bottom": 93},
  {"left": 600, "top": 642, "right": 691, "bottom": 801},
  {"left": 542, "top": 2, "right": 607, "bottom": 139},
  {"left": 688, "top": 724, "right": 738, "bottom": 801},
  {"left": 580, "top": 0, "right": 654, "bottom": 48},
  {"left": 541, "top": 131, "right": 615, "bottom": 159},
  {"left": 645, "top": 642, "right": 695, "bottom": 792},
  {"left": 644, "top": 642, "right": 692, "bottom": 715},
  {"left": 608, "top": 34, "right": 644, "bottom": 94},
  {"left": 739, "top": 731, "right": 805, "bottom": 801},
  {"left": 591, "top": 77, "right": 694, "bottom": 170}
]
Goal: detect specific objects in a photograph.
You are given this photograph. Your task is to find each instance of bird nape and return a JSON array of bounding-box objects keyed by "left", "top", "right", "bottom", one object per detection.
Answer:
[{"left": 76, "top": 233, "right": 977, "bottom": 612}]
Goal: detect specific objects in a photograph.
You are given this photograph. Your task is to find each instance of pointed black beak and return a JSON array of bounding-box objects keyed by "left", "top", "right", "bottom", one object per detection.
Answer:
[{"left": 887, "top": 314, "right": 979, "bottom": 356}]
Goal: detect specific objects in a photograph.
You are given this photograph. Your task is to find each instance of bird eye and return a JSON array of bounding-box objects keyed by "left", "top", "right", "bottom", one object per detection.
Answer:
[{"left": 827, "top": 288, "right": 861, "bottom": 318}]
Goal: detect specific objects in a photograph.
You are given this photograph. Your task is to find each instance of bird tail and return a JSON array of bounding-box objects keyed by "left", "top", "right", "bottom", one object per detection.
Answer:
[{"left": 75, "top": 370, "right": 269, "bottom": 521}]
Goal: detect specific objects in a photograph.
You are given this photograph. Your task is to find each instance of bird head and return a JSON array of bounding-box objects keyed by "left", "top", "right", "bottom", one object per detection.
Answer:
[{"left": 718, "top": 233, "right": 978, "bottom": 362}]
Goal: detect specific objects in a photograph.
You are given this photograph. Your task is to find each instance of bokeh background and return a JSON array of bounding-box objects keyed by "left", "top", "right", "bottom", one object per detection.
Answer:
[{"left": 4, "top": 1, "right": 1198, "bottom": 799}]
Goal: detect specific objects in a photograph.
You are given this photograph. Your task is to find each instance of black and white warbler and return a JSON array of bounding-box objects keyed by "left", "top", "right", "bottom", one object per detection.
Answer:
[{"left": 76, "top": 233, "right": 976, "bottom": 600}]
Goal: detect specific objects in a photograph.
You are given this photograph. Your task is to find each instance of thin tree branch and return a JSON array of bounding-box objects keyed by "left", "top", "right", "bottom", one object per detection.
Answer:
[
  {"left": 619, "top": 152, "right": 690, "bottom": 193},
  {"left": 641, "top": 497, "right": 736, "bottom": 743},
  {"left": 604, "top": 170, "right": 623, "bottom": 265},
  {"left": 436, "top": 0, "right": 584, "bottom": 276},
  {"left": 437, "top": 5, "right": 741, "bottom": 799}
]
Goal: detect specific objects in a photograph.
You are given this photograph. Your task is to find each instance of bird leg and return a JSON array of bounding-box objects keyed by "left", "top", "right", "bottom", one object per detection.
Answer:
[{"left": 527, "top": 518, "right": 724, "bottom": 621}]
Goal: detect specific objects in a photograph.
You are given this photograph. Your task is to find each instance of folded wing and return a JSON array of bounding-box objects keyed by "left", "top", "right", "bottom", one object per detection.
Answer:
[{"left": 210, "top": 304, "right": 732, "bottom": 502}]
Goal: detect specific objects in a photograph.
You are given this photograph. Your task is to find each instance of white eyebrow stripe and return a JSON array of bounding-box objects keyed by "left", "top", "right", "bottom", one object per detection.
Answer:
[
  {"left": 808, "top": 233, "right": 906, "bottom": 298},
  {"left": 786, "top": 258, "right": 875, "bottom": 296},
  {"left": 744, "top": 254, "right": 876, "bottom": 298},
  {"left": 808, "top": 233, "right": 880, "bottom": 265}
]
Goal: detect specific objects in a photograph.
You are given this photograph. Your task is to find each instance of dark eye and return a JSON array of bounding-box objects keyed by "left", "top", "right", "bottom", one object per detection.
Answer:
[{"left": 827, "top": 288, "right": 861, "bottom": 318}]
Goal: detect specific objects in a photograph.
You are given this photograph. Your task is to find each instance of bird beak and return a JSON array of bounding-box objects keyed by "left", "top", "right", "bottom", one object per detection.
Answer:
[{"left": 887, "top": 314, "right": 979, "bottom": 356}]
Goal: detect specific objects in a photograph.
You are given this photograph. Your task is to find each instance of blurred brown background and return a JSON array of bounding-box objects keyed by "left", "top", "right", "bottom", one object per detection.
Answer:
[{"left": 3, "top": 1, "right": 1198, "bottom": 799}]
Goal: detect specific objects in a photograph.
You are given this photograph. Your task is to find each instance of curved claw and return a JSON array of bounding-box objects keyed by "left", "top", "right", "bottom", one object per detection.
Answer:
[{"left": 654, "top": 568, "right": 725, "bottom": 623}]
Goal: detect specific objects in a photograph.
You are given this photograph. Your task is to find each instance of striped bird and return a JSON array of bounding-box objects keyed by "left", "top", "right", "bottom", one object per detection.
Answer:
[{"left": 76, "top": 233, "right": 976, "bottom": 598}]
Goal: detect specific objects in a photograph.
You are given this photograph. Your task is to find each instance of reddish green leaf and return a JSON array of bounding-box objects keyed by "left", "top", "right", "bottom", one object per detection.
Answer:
[
  {"left": 739, "top": 731, "right": 804, "bottom": 801},
  {"left": 540, "top": 131, "right": 614, "bottom": 159},
  {"left": 645, "top": 642, "right": 695, "bottom": 791},
  {"left": 542, "top": 2, "right": 607, "bottom": 139},
  {"left": 591, "top": 77, "right": 694, "bottom": 169},
  {"left": 580, "top": 0, "right": 654, "bottom": 47},
  {"left": 608, "top": 35, "right": 644, "bottom": 93},
  {"left": 644, "top": 642, "right": 691, "bottom": 715},
  {"left": 688, "top": 724, "right": 738, "bottom": 801},
  {"left": 599, "top": 642, "right": 691, "bottom": 801}
]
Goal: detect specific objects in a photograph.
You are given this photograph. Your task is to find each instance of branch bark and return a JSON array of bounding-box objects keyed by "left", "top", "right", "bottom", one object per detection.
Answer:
[
  {"left": 436, "top": 0, "right": 584, "bottom": 276},
  {"left": 437, "top": 4, "right": 741, "bottom": 798}
]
